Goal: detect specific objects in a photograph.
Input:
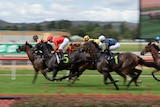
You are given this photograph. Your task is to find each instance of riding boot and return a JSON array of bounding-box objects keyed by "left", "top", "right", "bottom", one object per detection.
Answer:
[
  {"left": 59, "top": 49, "right": 64, "bottom": 61},
  {"left": 70, "top": 64, "right": 76, "bottom": 70},
  {"left": 106, "top": 50, "right": 113, "bottom": 60},
  {"left": 59, "top": 53, "right": 64, "bottom": 61}
]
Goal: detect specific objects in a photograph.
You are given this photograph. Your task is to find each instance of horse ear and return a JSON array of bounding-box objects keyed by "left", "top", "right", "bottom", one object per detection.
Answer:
[
  {"left": 148, "top": 42, "right": 152, "bottom": 45},
  {"left": 25, "top": 41, "right": 28, "bottom": 44}
]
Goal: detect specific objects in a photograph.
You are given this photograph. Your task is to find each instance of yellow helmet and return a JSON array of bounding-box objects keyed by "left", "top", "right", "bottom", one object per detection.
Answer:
[{"left": 83, "top": 35, "right": 90, "bottom": 41}]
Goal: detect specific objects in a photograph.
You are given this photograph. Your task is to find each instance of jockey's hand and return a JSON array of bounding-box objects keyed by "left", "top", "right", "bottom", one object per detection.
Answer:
[{"left": 51, "top": 51, "right": 55, "bottom": 54}]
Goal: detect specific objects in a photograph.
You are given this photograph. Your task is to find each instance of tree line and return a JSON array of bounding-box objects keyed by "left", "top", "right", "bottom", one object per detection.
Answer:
[{"left": 0, "top": 20, "right": 138, "bottom": 40}]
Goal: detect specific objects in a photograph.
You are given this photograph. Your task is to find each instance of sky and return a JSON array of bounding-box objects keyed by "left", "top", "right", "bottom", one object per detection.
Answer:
[{"left": 0, "top": 0, "right": 139, "bottom": 23}]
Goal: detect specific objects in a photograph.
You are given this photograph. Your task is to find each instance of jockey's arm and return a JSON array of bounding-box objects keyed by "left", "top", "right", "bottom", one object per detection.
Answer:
[{"left": 53, "top": 42, "right": 59, "bottom": 53}]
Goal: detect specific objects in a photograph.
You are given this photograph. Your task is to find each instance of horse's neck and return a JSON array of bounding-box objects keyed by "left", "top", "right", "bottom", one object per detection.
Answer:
[
  {"left": 26, "top": 48, "right": 35, "bottom": 62},
  {"left": 150, "top": 48, "right": 159, "bottom": 61},
  {"left": 42, "top": 46, "right": 52, "bottom": 60},
  {"left": 90, "top": 48, "right": 102, "bottom": 60}
]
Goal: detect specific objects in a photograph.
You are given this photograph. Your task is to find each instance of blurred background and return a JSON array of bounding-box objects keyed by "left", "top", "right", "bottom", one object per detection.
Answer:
[{"left": 0, "top": 0, "right": 159, "bottom": 69}]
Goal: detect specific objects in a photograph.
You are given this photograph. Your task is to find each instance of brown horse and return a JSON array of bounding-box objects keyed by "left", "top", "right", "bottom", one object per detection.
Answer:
[
  {"left": 72, "top": 41, "right": 160, "bottom": 89},
  {"left": 66, "top": 42, "right": 127, "bottom": 89},
  {"left": 140, "top": 42, "right": 160, "bottom": 81},
  {"left": 16, "top": 42, "right": 52, "bottom": 83},
  {"left": 66, "top": 42, "right": 82, "bottom": 52}
]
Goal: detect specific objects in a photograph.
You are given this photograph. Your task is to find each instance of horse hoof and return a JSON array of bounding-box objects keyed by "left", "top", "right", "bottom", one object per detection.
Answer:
[
  {"left": 115, "top": 79, "right": 119, "bottom": 82},
  {"left": 136, "top": 80, "right": 142, "bottom": 83},
  {"left": 126, "top": 86, "right": 130, "bottom": 90},
  {"left": 68, "top": 83, "right": 72, "bottom": 86}
]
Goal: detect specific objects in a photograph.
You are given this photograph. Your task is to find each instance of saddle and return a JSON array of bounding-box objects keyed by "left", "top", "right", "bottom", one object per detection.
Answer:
[
  {"left": 105, "top": 52, "right": 119, "bottom": 66},
  {"left": 55, "top": 52, "right": 68, "bottom": 64}
]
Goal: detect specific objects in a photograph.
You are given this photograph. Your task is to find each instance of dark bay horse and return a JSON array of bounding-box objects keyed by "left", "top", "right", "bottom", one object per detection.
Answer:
[
  {"left": 35, "top": 41, "right": 120, "bottom": 90},
  {"left": 16, "top": 42, "right": 53, "bottom": 83},
  {"left": 34, "top": 41, "right": 88, "bottom": 81},
  {"left": 76, "top": 41, "right": 160, "bottom": 89},
  {"left": 140, "top": 42, "right": 160, "bottom": 81},
  {"left": 66, "top": 42, "right": 82, "bottom": 52}
]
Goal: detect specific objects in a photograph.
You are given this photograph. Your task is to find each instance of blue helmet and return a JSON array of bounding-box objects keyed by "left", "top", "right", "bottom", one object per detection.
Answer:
[{"left": 155, "top": 36, "right": 160, "bottom": 41}]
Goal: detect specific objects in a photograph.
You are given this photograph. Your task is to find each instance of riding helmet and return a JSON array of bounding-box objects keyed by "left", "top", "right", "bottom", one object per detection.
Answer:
[
  {"left": 83, "top": 35, "right": 90, "bottom": 41},
  {"left": 155, "top": 36, "right": 160, "bottom": 41},
  {"left": 98, "top": 35, "right": 105, "bottom": 42},
  {"left": 33, "top": 35, "right": 38, "bottom": 40},
  {"left": 47, "top": 35, "right": 53, "bottom": 41}
]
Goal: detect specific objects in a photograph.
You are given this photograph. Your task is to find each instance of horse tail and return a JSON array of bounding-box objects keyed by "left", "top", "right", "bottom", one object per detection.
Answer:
[{"left": 138, "top": 57, "right": 160, "bottom": 70}]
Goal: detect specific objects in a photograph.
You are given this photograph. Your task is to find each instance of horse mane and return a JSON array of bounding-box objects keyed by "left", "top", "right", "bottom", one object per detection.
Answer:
[
  {"left": 82, "top": 40, "right": 102, "bottom": 51},
  {"left": 152, "top": 43, "right": 159, "bottom": 51},
  {"left": 26, "top": 42, "right": 33, "bottom": 48},
  {"left": 90, "top": 40, "right": 102, "bottom": 51}
]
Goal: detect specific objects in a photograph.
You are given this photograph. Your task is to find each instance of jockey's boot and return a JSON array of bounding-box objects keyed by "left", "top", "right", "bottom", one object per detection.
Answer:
[
  {"left": 59, "top": 49, "right": 64, "bottom": 61},
  {"left": 106, "top": 50, "right": 113, "bottom": 61},
  {"left": 60, "top": 53, "right": 64, "bottom": 61}
]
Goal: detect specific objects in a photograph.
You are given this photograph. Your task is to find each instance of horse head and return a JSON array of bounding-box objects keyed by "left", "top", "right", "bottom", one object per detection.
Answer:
[
  {"left": 141, "top": 42, "right": 159, "bottom": 55},
  {"left": 79, "top": 41, "right": 102, "bottom": 60},
  {"left": 80, "top": 40, "right": 101, "bottom": 52},
  {"left": 16, "top": 41, "right": 33, "bottom": 53}
]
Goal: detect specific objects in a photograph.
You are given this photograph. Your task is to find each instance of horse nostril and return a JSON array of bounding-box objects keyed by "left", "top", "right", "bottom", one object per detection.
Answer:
[
  {"left": 16, "top": 49, "right": 20, "bottom": 52},
  {"left": 140, "top": 52, "right": 144, "bottom": 55}
]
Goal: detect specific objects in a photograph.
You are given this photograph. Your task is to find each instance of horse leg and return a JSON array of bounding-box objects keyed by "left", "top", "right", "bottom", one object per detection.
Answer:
[
  {"left": 103, "top": 71, "right": 119, "bottom": 90},
  {"left": 115, "top": 70, "right": 126, "bottom": 86},
  {"left": 133, "top": 69, "right": 142, "bottom": 86},
  {"left": 152, "top": 69, "right": 160, "bottom": 81},
  {"left": 106, "top": 72, "right": 119, "bottom": 90},
  {"left": 69, "top": 63, "right": 90, "bottom": 85},
  {"left": 52, "top": 70, "right": 59, "bottom": 82},
  {"left": 32, "top": 70, "right": 38, "bottom": 84},
  {"left": 126, "top": 72, "right": 137, "bottom": 89},
  {"left": 40, "top": 69, "right": 53, "bottom": 81},
  {"left": 69, "top": 71, "right": 83, "bottom": 85}
]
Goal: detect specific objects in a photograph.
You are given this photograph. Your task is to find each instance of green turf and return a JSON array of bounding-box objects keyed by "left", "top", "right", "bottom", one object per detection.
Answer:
[
  {"left": 140, "top": 15, "right": 160, "bottom": 38},
  {"left": 115, "top": 44, "right": 146, "bottom": 52},
  {"left": 0, "top": 69, "right": 160, "bottom": 95}
]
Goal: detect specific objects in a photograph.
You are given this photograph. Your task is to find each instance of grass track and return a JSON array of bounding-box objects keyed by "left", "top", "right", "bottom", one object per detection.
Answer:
[{"left": 0, "top": 69, "right": 160, "bottom": 95}]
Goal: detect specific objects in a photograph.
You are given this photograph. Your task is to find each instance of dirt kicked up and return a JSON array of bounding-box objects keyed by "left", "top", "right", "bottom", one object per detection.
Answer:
[{"left": 1, "top": 94, "right": 160, "bottom": 107}]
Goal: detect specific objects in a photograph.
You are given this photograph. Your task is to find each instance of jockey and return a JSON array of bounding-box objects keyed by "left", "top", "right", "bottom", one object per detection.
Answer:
[
  {"left": 33, "top": 35, "right": 48, "bottom": 43},
  {"left": 155, "top": 36, "right": 160, "bottom": 43},
  {"left": 83, "top": 35, "right": 103, "bottom": 49},
  {"left": 33, "top": 35, "right": 41, "bottom": 43},
  {"left": 47, "top": 35, "right": 70, "bottom": 61},
  {"left": 98, "top": 35, "right": 120, "bottom": 60}
]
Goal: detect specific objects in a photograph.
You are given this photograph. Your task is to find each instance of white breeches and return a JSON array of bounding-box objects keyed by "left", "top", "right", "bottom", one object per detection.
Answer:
[
  {"left": 109, "top": 42, "right": 120, "bottom": 50},
  {"left": 59, "top": 38, "right": 70, "bottom": 50}
]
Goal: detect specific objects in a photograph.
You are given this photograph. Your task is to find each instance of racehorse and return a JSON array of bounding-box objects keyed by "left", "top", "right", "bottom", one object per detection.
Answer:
[
  {"left": 140, "top": 42, "right": 160, "bottom": 81},
  {"left": 35, "top": 41, "right": 121, "bottom": 90},
  {"left": 16, "top": 42, "right": 53, "bottom": 83},
  {"left": 34, "top": 41, "right": 88, "bottom": 81},
  {"left": 75, "top": 41, "right": 160, "bottom": 89},
  {"left": 66, "top": 42, "right": 82, "bottom": 52}
]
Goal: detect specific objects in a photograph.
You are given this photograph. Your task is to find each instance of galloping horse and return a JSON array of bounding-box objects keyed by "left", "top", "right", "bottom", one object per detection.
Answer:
[
  {"left": 66, "top": 42, "right": 82, "bottom": 52},
  {"left": 140, "top": 42, "right": 160, "bottom": 81},
  {"left": 16, "top": 42, "right": 53, "bottom": 83},
  {"left": 75, "top": 41, "right": 160, "bottom": 89},
  {"left": 35, "top": 41, "right": 121, "bottom": 90},
  {"left": 34, "top": 41, "right": 89, "bottom": 81}
]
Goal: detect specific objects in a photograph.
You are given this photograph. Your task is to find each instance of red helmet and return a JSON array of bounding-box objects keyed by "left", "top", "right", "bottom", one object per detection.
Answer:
[{"left": 47, "top": 35, "right": 53, "bottom": 41}]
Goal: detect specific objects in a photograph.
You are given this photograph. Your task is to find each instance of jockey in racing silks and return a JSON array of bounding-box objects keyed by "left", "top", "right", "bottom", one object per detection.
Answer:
[
  {"left": 47, "top": 35, "right": 70, "bottom": 61},
  {"left": 33, "top": 35, "right": 48, "bottom": 43},
  {"left": 83, "top": 35, "right": 104, "bottom": 49},
  {"left": 33, "top": 35, "right": 46, "bottom": 56},
  {"left": 155, "top": 36, "right": 160, "bottom": 43},
  {"left": 98, "top": 35, "right": 120, "bottom": 60},
  {"left": 33, "top": 35, "right": 41, "bottom": 43},
  {"left": 155, "top": 36, "right": 160, "bottom": 53}
]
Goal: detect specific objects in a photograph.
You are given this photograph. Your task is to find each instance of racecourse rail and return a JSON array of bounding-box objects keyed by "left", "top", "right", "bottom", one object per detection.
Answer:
[{"left": 0, "top": 56, "right": 153, "bottom": 80}]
